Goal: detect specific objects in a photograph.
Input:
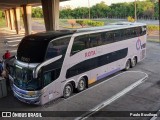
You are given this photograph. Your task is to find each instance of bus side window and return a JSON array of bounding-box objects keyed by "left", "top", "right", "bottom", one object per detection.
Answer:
[
  {"left": 89, "top": 33, "right": 101, "bottom": 47},
  {"left": 46, "top": 37, "right": 70, "bottom": 60},
  {"left": 114, "top": 31, "right": 121, "bottom": 41},
  {"left": 43, "top": 68, "right": 60, "bottom": 87},
  {"left": 120, "top": 30, "right": 124, "bottom": 40},
  {"left": 127, "top": 29, "right": 131, "bottom": 38},
  {"left": 139, "top": 27, "right": 143, "bottom": 36},
  {"left": 71, "top": 35, "right": 89, "bottom": 55},
  {"left": 123, "top": 29, "right": 130, "bottom": 39},
  {"left": 43, "top": 72, "right": 52, "bottom": 86},
  {"left": 136, "top": 27, "right": 140, "bottom": 37},
  {"left": 131, "top": 28, "right": 137, "bottom": 37},
  {"left": 102, "top": 32, "right": 113, "bottom": 45},
  {"left": 101, "top": 32, "right": 106, "bottom": 45},
  {"left": 106, "top": 32, "right": 114, "bottom": 43},
  {"left": 120, "top": 29, "right": 125, "bottom": 40},
  {"left": 141, "top": 26, "right": 146, "bottom": 35}
]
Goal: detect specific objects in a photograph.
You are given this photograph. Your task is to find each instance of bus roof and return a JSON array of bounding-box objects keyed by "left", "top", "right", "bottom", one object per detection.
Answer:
[
  {"left": 23, "top": 22, "right": 146, "bottom": 42},
  {"left": 75, "top": 22, "right": 146, "bottom": 33},
  {"left": 23, "top": 30, "right": 74, "bottom": 42}
]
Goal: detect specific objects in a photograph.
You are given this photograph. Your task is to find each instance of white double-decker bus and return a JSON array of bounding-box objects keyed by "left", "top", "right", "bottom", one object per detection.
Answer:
[{"left": 7, "top": 22, "right": 147, "bottom": 105}]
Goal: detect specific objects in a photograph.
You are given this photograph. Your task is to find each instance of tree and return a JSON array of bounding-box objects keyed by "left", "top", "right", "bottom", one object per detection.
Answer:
[
  {"left": 32, "top": 7, "right": 43, "bottom": 18},
  {"left": 57, "top": 0, "right": 159, "bottom": 20},
  {"left": 91, "top": 1, "right": 109, "bottom": 18},
  {"left": 0, "top": 10, "right": 4, "bottom": 18},
  {"left": 72, "top": 7, "right": 89, "bottom": 19},
  {"left": 60, "top": 8, "right": 73, "bottom": 19},
  {"left": 142, "top": 1, "right": 154, "bottom": 18},
  {"left": 154, "top": 2, "right": 159, "bottom": 19}
]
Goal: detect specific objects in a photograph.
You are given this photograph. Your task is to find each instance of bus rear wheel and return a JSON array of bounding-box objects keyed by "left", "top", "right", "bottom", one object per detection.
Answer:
[
  {"left": 77, "top": 77, "right": 87, "bottom": 92},
  {"left": 63, "top": 83, "right": 73, "bottom": 98},
  {"left": 131, "top": 57, "right": 137, "bottom": 68},
  {"left": 124, "top": 59, "right": 131, "bottom": 71}
]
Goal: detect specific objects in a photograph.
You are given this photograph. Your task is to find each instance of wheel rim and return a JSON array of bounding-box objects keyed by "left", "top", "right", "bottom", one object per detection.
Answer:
[
  {"left": 132, "top": 58, "right": 136, "bottom": 66},
  {"left": 79, "top": 79, "right": 85, "bottom": 91},
  {"left": 65, "top": 85, "right": 72, "bottom": 97}
]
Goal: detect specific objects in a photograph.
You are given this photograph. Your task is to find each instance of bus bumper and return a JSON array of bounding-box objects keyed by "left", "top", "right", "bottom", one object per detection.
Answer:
[
  {"left": 12, "top": 85, "right": 41, "bottom": 105},
  {"left": 13, "top": 90, "right": 40, "bottom": 105}
]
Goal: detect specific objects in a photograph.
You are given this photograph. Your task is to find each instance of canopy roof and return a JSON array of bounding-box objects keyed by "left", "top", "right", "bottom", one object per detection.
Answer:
[{"left": 0, "top": 0, "right": 68, "bottom": 9}]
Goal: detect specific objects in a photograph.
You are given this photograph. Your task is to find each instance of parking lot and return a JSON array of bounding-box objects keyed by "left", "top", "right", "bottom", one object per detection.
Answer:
[{"left": 0, "top": 27, "right": 160, "bottom": 120}]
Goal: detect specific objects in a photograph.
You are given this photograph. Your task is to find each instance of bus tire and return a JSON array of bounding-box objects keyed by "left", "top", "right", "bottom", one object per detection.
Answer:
[
  {"left": 77, "top": 77, "right": 87, "bottom": 92},
  {"left": 131, "top": 57, "right": 137, "bottom": 68},
  {"left": 124, "top": 59, "right": 131, "bottom": 71},
  {"left": 63, "top": 83, "right": 73, "bottom": 98}
]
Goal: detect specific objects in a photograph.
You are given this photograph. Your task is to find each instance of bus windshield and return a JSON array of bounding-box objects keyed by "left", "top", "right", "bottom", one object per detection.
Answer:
[
  {"left": 17, "top": 38, "right": 49, "bottom": 63},
  {"left": 14, "top": 66, "right": 42, "bottom": 91},
  {"left": 17, "top": 37, "right": 71, "bottom": 63}
]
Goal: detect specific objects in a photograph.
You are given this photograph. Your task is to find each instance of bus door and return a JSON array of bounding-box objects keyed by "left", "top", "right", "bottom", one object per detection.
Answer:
[{"left": 41, "top": 68, "right": 61, "bottom": 103}]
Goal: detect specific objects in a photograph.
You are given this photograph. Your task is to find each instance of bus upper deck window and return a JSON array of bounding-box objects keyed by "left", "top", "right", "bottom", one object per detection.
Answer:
[
  {"left": 46, "top": 37, "right": 70, "bottom": 60},
  {"left": 71, "top": 35, "right": 89, "bottom": 55}
]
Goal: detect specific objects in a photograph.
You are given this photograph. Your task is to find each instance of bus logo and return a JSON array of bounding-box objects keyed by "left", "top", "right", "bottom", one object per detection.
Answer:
[
  {"left": 85, "top": 51, "right": 96, "bottom": 57},
  {"left": 136, "top": 38, "right": 142, "bottom": 50}
]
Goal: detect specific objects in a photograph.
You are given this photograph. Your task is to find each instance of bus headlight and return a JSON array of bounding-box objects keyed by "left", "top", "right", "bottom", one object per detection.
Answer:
[{"left": 27, "top": 91, "right": 41, "bottom": 98}]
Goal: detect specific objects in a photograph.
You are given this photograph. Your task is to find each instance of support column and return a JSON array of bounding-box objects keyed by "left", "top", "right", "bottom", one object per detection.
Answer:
[
  {"left": 41, "top": 0, "right": 60, "bottom": 31},
  {"left": 13, "top": 8, "right": 21, "bottom": 34},
  {"left": 21, "top": 5, "right": 32, "bottom": 35},
  {"left": 9, "top": 9, "right": 15, "bottom": 30},
  {"left": 6, "top": 10, "right": 11, "bottom": 28},
  {"left": 4, "top": 10, "right": 9, "bottom": 27}
]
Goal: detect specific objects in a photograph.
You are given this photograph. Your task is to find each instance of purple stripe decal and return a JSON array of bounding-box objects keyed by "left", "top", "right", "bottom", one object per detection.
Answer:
[
  {"left": 13, "top": 84, "right": 28, "bottom": 95},
  {"left": 97, "top": 68, "right": 121, "bottom": 80}
]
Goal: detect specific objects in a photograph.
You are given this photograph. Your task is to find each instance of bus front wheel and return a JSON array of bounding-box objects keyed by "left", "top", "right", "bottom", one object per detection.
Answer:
[
  {"left": 77, "top": 77, "right": 87, "bottom": 92},
  {"left": 63, "top": 83, "right": 73, "bottom": 98}
]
